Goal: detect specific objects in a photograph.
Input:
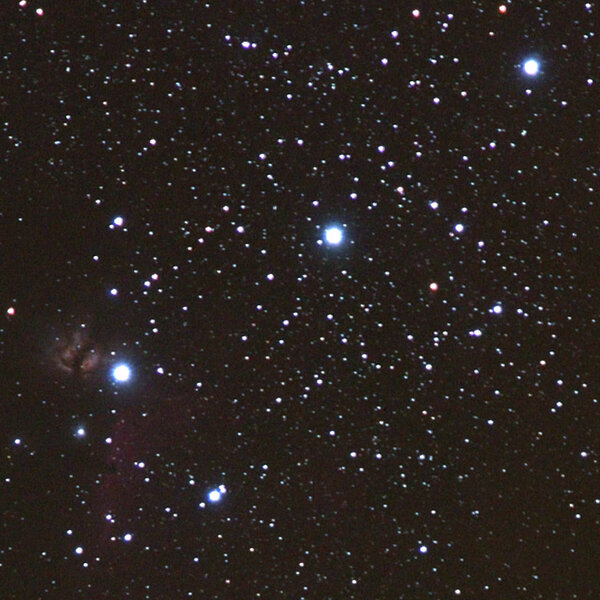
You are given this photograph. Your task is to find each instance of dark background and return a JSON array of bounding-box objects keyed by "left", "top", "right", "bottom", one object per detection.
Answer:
[{"left": 1, "top": 1, "right": 599, "bottom": 598}]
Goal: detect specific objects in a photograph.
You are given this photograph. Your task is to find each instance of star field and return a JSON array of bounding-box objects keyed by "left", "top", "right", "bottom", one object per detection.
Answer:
[{"left": 1, "top": 1, "right": 599, "bottom": 598}]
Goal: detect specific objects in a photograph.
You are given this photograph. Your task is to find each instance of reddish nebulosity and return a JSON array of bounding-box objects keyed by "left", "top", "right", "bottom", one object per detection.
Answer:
[
  {"left": 95, "top": 411, "right": 142, "bottom": 550},
  {"left": 89, "top": 397, "right": 197, "bottom": 559},
  {"left": 51, "top": 325, "right": 104, "bottom": 378}
]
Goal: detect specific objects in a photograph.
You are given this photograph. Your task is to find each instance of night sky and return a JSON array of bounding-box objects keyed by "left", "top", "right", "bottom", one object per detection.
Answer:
[{"left": 2, "top": 1, "right": 599, "bottom": 598}]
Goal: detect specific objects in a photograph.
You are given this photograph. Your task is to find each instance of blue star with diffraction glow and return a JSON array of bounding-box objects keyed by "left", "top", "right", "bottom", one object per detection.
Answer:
[
  {"left": 112, "top": 364, "right": 131, "bottom": 383},
  {"left": 324, "top": 226, "right": 343, "bottom": 245},
  {"left": 523, "top": 59, "right": 540, "bottom": 76}
]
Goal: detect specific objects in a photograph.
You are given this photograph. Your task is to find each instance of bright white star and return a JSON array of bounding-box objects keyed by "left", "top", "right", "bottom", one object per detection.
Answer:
[
  {"left": 208, "top": 484, "right": 227, "bottom": 503},
  {"left": 324, "top": 227, "right": 343, "bottom": 245},
  {"left": 523, "top": 59, "right": 539, "bottom": 76},
  {"left": 112, "top": 364, "right": 131, "bottom": 382}
]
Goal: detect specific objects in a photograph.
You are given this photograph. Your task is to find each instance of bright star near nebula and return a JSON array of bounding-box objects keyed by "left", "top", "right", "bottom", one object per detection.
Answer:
[
  {"left": 324, "top": 227, "right": 343, "bottom": 245},
  {"left": 112, "top": 364, "right": 131, "bottom": 382},
  {"left": 523, "top": 59, "right": 539, "bottom": 76}
]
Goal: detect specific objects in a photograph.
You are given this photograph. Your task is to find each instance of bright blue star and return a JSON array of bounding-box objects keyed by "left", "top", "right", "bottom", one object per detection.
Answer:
[
  {"left": 112, "top": 364, "right": 131, "bottom": 383},
  {"left": 324, "top": 227, "right": 343, "bottom": 245},
  {"left": 208, "top": 484, "right": 227, "bottom": 503},
  {"left": 523, "top": 59, "right": 539, "bottom": 76}
]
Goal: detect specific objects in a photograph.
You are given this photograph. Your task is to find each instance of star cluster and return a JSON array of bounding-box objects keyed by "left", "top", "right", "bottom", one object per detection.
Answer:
[{"left": 1, "top": 2, "right": 598, "bottom": 598}]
